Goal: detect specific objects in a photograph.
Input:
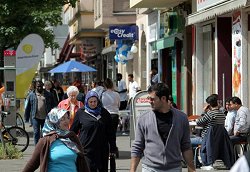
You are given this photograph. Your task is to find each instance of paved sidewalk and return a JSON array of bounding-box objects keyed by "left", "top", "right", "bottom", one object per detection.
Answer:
[{"left": 0, "top": 124, "right": 231, "bottom": 172}]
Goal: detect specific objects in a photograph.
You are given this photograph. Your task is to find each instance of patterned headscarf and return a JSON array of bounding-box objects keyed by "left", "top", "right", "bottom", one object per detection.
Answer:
[
  {"left": 85, "top": 91, "right": 102, "bottom": 116},
  {"left": 42, "top": 107, "right": 79, "bottom": 153}
]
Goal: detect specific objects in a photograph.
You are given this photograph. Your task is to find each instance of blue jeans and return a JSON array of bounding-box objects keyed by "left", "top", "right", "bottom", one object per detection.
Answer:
[
  {"left": 191, "top": 136, "right": 202, "bottom": 147},
  {"left": 32, "top": 118, "right": 45, "bottom": 145}
]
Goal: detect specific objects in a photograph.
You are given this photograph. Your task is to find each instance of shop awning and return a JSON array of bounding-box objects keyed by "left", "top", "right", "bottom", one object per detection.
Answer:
[
  {"left": 101, "top": 44, "right": 117, "bottom": 55},
  {"left": 186, "top": 0, "right": 249, "bottom": 26},
  {"left": 152, "top": 36, "right": 175, "bottom": 51},
  {"left": 130, "top": 0, "right": 187, "bottom": 8}
]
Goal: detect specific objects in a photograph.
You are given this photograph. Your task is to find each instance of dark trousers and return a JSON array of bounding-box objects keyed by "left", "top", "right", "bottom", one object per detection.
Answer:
[
  {"left": 32, "top": 118, "right": 45, "bottom": 145},
  {"left": 119, "top": 101, "right": 127, "bottom": 110},
  {"left": 110, "top": 114, "right": 119, "bottom": 172}
]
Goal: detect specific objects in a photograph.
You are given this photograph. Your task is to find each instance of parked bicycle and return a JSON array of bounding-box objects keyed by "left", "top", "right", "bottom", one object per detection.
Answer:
[
  {"left": 16, "top": 112, "right": 25, "bottom": 130},
  {"left": 0, "top": 111, "right": 29, "bottom": 152}
]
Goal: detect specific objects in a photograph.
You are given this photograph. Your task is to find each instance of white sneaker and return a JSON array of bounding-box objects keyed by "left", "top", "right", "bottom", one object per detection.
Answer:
[{"left": 200, "top": 165, "right": 214, "bottom": 170}]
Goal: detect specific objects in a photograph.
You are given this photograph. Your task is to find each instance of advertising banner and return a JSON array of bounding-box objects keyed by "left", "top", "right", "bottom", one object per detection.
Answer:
[
  {"left": 16, "top": 34, "right": 44, "bottom": 98},
  {"left": 109, "top": 25, "right": 138, "bottom": 40},
  {"left": 232, "top": 11, "right": 242, "bottom": 97},
  {"left": 130, "top": 91, "right": 152, "bottom": 141}
]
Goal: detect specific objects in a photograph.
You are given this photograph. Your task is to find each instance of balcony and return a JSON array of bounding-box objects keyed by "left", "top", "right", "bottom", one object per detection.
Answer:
[
  {"left": 94, "top": 0, "right": 136, "bottom": 29},
  {"left": 130, "top": 0, "right": 187, "bottom": 8}
]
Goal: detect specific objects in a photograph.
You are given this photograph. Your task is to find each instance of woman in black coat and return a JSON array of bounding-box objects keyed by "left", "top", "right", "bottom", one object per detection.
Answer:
[{"left": 70, "top": 90, "right": 116, "bottom": 172}]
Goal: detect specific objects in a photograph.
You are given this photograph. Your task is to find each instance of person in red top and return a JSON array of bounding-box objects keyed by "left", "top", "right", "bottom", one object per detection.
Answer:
[{"left": 58, "top": 86, "right": 83, "bottom": 128}]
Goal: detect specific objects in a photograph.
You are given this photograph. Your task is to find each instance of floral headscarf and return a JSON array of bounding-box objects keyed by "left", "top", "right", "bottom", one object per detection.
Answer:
[
  {"left": 42, "top": 107, "right": 79, "bottom": 153},
  {"left": 84, "top": 91, "right": 102, "bottom": 116}
]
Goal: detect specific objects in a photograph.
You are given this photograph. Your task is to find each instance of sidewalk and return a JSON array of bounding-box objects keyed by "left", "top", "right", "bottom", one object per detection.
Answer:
[{"left": 0, "top": 124, "right": 230, "bottom": 172}]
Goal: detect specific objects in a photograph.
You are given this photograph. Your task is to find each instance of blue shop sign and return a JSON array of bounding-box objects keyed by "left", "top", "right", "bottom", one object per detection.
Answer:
[{"left": 109, "top": 25, "right": 138, "bottom": 40}]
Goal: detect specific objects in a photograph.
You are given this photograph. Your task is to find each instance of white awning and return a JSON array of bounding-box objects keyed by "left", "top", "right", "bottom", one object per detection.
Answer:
[
  {"left": 186, "top": 0, "right": 249, "bottom": 26},
  {"left": 101, "top": 44, "right": 117, "bottom": 55}
]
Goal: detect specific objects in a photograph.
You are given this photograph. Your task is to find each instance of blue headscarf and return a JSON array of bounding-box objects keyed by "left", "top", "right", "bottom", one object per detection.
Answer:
[
  {"left": 85, "top": 91, "right": 102, "bottom": 116},
  {"left": 42, "top": 107, "right": 79, "bottom": 153}
]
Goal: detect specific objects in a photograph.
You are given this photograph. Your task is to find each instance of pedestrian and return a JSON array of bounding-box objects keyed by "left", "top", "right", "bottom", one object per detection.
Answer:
[
  {"left": 128, "top": 74, "right": 139, "bottom": 100},
  {"left": 58, "top": 86, "right": 83, "bottom": 128},
  {"left": 24, "top": 80, "right": 55, "bottom": 145},
  {"left": 44, "top": 80, "right": 59, "bottom": 105},
  {"left": 116, "top": 73, "right": 128, "bottom": 110},
  {"left": 130, "top": 83, "right": 195, "bottom": 172},
  {"left": 22, "top": 107, "right": 90, "bottom": 172},
  {"left": 102, "top": 78, "right": 120, "bottom": 169},
  {"left": 70, "top": 90, "right": 116, "bottom": 172},
  {"left": 53, "top": 80, "right": 64, "bottom": 102},
  {"left": 150, "top": 67, "right": 159, "bottom": 86}
]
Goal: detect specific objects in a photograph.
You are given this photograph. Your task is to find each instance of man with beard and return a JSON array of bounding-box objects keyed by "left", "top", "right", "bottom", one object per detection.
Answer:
[
  {"left": 25, "top": 80, "right": 55, "bottom": 144},
  {"left": 130, "top": 83, "right": 195, "bottom": 172}
]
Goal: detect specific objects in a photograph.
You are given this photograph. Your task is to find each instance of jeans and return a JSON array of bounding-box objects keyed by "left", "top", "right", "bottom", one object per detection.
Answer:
[
  {"left": 32, "top": 118, "right": 45, "bottom": 145},
  {"left": 191, "top": 136, "right": 202, "bottom": 147},
  {"left": 142, "top": 164, "right": 182, "bottom": 172}
]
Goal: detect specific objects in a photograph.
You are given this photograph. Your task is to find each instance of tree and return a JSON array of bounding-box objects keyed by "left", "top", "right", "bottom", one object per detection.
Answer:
[{"left": 0, "top": 0, "right": 77, "bottom": 80}]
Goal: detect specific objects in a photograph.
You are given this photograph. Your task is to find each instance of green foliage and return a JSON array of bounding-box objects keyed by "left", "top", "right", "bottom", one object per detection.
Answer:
[
  {"left": 0, "top": 143, "right": 23, "bottom": 159},
  {"left": 0, "top": 0, "right": 78, "bottom": 51}
]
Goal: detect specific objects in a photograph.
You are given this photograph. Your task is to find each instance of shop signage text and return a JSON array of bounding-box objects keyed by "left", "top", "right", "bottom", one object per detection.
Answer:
[{"left": 109, "top": 25, "right": 138, "bottom": 40}]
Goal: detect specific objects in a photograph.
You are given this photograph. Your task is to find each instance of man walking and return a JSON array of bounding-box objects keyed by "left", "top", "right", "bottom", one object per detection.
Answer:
[
  {"left": 128, "top": 74, "right": 139, "bottom": 100},
  {"left": 130, "top": 83, "right": 195, "bottom": 172},
  {"left": 117, "top": 73, "right": 127, "bottom": 110},
  {"left": 25, "top": 80, "right": 55, "bottom": 144}
]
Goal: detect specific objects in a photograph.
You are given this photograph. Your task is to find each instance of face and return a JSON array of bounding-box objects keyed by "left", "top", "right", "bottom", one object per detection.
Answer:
[
  {"left": 148, "top": 91, "right": 163, "bottom": 111},
  {"left": 128, "top": 76, "right": 133, "bottom": 82},
  {"left": 68, "top": 91, "right": 78, "bottom": 102},
  {"left": 117, "top": 75, "right": 121, "bottom": 81},
  {"left": 36, "top": 82, "right": 44, "bottom": 93},
  {"left": 45, "top": 84, "right": 51, "bottom": 90},
  {"left": 88, "top": 97, "right": 98, "bottom": 109},
  {"left": 225, "top": 102, "right": 232, "bottom": 111},
  {"left": 229, "top": 101, "right": 238, "bottom": 110},
  {"left": 59, "top": 112, "right": 70, "bottom": 130}
]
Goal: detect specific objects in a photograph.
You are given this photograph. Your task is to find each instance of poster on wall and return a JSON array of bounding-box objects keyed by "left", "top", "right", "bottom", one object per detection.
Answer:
[{"left": 232, "top": 11, "right": 242, "bottom": 97}]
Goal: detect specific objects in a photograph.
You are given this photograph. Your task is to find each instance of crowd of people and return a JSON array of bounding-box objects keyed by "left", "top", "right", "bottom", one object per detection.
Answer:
[
  {"left": 23, "top": 72, "right": 145, "bottom": 172},
  {"left": 23, "top": 67, "right": 250, "bottom": 172}
]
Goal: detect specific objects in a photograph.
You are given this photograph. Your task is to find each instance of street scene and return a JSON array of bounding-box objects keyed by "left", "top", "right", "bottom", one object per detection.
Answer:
[{"left": 0, "top": 0, "right": 250, "bottom": 172}]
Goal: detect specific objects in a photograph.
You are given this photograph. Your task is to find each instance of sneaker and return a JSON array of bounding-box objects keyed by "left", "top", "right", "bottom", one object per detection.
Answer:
[
  {"left": 200, "top": 165, "right": 214, "bottom": 170},
  {"left": 122, "top": 132, "right": 128, "bottom": 136}
]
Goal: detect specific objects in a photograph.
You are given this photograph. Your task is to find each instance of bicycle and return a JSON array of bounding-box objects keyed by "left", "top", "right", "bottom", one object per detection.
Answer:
[
  {"left": 16, "top": 112, "right": 25, "bottom": 130},
  {"left": 0, "top": 111, "right": 29, "bottom": 152}
]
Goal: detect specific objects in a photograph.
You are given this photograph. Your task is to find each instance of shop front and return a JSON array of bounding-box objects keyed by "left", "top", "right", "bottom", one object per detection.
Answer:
[{"left": 187, "top": 0, "right": 250, "bottom": 113}]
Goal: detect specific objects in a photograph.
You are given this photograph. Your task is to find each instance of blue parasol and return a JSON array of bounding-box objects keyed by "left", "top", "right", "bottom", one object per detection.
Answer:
[{"left": 49, "top": 60, "right": 97, "bottom": 73}]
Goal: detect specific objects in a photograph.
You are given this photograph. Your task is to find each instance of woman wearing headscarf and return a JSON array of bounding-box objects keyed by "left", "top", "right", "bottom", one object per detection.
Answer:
[
  {"left": 58, "top": 86, "right": 83, "bottom": 128},
  {"left": 70, "top": 91, "right": 116, "bottom": 172},
  {"left": 23, "top": 108, "right": 90, "bottom": 172}
]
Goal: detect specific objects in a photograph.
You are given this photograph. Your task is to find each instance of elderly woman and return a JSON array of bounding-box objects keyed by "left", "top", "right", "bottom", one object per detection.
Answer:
[
  {"left": 58, "top": 86, "right": 83, "bottom": 128},
  {"left": 70, "top": 91, "right": 116, "bottom": 172},
  {"left": 23, "top": 107, "right": 90, "bottom": 172}
]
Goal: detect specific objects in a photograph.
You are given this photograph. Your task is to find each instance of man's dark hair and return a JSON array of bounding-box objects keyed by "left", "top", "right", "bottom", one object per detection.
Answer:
[
  {"left": 148, "top": 83, "right": 169, "bottom": 100},
  {"left": 128, "top": 74, "right": 134, "bottom": 78},
  {"left": 206, "top": 94, "right": 218, "bottom": 107},
  {"left": 230, "top": 96, "right": 242, "bottom": 105},
  {"left": 117, "top": 73, "right": 122, "bottom": 78},
  {"left": 225, "top": 97, "right": 232, "bottom": 103}
]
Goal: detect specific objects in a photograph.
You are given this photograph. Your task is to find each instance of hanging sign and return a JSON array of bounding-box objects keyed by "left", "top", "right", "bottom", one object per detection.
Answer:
[{"left": 109, "top": 25, "right": 138, "bottom": 40}]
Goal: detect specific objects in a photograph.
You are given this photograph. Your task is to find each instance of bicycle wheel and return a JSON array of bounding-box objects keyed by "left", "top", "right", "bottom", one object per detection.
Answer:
[
  {"left": 16, "top": 113, "right": 25, "bottom": 130},
  {"left": 2, "top": 126, "right": 29, "bottom": 152}
]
